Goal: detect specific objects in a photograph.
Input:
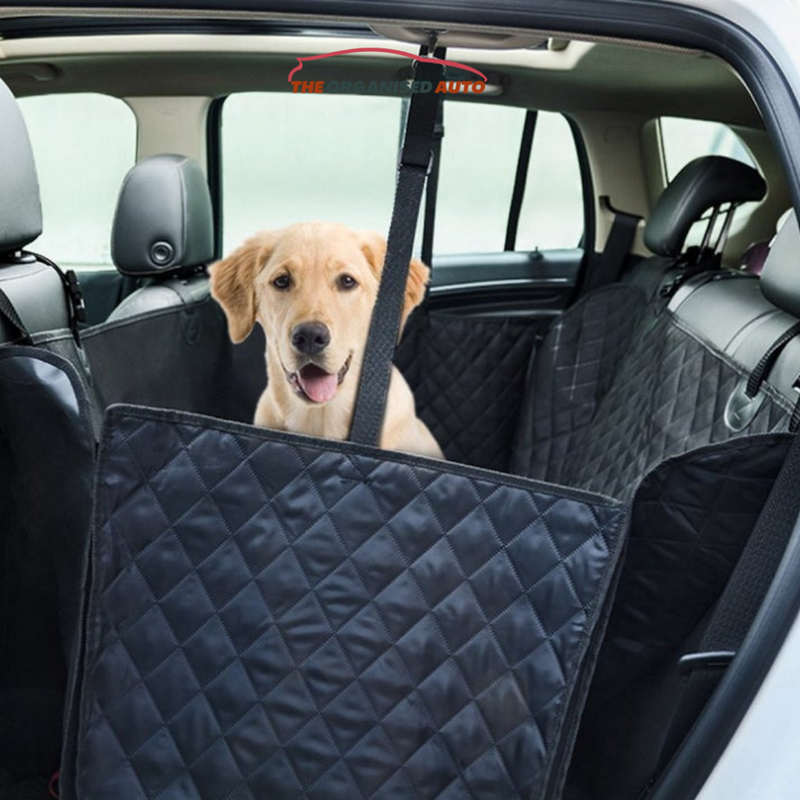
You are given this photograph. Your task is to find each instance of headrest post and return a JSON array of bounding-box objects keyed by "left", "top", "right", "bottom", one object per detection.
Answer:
[
  {"left": 713, "top": 203, "right": 738, "bottom": 255},
  {"left": 699, "top": 205, "right": 720, "bottom": 257}
]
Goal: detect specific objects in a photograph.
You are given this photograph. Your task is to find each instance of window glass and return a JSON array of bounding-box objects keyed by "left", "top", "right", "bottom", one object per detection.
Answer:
[
  {"left": 517, "top": 111, "right": 584, "bottom": 251},
  {"left": 660, "top": 117, "right": 755, "bottom": 180},
  {"left": 222, "top": 92, "right": 400, "bottom": 253},
  {"left": 435, "top": 104, "right": 584, "bottom": 253},
  {"left": 222, "top": 94, "right": 584, "bottom": 258},
  {"left": 18, "top": 93, "right": 137, "bottom": 268}
]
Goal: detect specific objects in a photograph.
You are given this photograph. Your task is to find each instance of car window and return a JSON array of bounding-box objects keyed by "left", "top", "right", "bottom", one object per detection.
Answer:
[
  {"left": 221, "top": 94, "right": 584, "bottom": 257},
  {"left": 18, "top": 93, "right": 137, "bottom": 269},
  {"left": 435, "top": 104, "right": 584, "bottom": 254},
  {"left": 221, "top": 92, "right": 401, "bottom": 254},
  {"left": 659, "top": 116, "right": 755, "bottom": 180}
]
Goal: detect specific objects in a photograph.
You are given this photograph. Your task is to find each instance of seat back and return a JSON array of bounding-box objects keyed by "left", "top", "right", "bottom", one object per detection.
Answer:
[
  {"left": 82, "top": 154, "right": 265, "bottom": 421},
  {"left": 0, "top": 78, "right": 96, "bottom": 787},
  {"left": 0, "top": 79, "right": 71, "bottom": 343}
]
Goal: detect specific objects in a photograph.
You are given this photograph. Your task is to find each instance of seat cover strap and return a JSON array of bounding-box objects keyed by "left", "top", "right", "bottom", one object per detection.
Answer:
[{"left": 349, "top": 49, "right": 444, "bottom": 446}]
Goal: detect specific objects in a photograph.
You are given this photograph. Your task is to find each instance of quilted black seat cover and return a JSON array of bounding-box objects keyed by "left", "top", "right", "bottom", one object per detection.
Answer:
[{"left": 69, "top": 407, "right": 625, "bottom": 800}]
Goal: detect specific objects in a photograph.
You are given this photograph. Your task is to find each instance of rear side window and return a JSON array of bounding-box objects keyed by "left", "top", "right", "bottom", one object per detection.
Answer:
[
  {"left": 221, "top": 93, "right": 584, "bottom": 257},
  {"left": 659, "top": 117, "right": 755, "bottom": 179},
  {"left": 18, "top": 93, "right": 137, "bottom": 268},
  {"left": 221, "top": 92, "right": 400, "bottom": 253},
  {"left": 435, "top": 105, "right": 584, "bottom": 254}
]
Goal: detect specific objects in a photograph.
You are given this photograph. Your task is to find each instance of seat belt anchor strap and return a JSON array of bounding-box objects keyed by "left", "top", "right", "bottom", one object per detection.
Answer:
[{"left": 677, "top": 650, "right": 736, "bottom": 677}]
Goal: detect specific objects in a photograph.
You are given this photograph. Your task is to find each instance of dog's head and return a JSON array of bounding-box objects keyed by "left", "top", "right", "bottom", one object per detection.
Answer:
[{"left": 210, "top": 221, "right": 429, "bottom": 405}]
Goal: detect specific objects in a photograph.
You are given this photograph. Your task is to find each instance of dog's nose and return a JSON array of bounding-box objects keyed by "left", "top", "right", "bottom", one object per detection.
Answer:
[{"left": 291, "top": 322, "right": 331, "bottom": 355}]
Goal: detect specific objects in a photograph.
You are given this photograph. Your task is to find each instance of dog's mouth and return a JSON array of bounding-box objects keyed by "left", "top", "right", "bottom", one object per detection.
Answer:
[{"left": 286, "top": 354, "right": 352, "bottom": 404}]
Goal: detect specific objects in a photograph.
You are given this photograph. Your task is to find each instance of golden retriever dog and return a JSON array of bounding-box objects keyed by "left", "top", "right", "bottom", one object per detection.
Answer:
[{"left": 210, "top": 221, "right": 444, "bottom": 459}]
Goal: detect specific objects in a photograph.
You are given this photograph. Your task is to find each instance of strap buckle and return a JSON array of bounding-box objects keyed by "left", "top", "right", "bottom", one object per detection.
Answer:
[
  {"left": 398, "top": 147, "right": 435, "bottom": 176},
  {"left": 678, "top": 650, "right": 735, "bottom": 676}
]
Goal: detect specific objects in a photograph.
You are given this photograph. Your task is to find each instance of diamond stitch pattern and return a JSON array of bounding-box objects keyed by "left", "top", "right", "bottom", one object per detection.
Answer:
[
  {"left": 73, "top": 408, "right": 625, "bottom": 800},
  {"left": 395, "top": 312, "right": 539, "bottom": 472}
]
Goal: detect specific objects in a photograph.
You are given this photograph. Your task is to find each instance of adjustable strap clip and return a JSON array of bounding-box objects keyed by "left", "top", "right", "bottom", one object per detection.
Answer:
[{"left": 677, "top": 650, "right": 735, "bottom": 677}]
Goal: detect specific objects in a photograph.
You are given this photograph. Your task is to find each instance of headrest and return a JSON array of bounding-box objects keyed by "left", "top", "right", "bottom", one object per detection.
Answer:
[
  {"left": 644, "top": 156, "right": 766, "bottom": 258},
  {"left": 111, "top": 154, "right": 214, "bottom": 276},
  {"left": 0, "top": 79, "right": 43, "bottom": 255},
  {"left": 760, "top": 210, "right": 800, "bottom": 318}
]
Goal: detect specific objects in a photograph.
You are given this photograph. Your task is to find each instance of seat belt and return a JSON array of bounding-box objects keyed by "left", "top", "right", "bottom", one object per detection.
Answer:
[
  {"left": 582, "top": 204, "right": 641, "bottom": 294},
  {"left": 646, "top": 427, "right": 800, "bottom": 793},
  {"left": 349, "top": 47, "right": 444, "bottom": 446},
  {"left": 420, "top": 53, "right": 445, "bottom": 269}
]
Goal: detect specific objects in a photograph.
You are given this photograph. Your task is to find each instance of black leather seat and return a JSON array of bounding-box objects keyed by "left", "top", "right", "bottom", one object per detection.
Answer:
[
  {"left": 0, "top": 78, "right": 71, "bottom": 343},
  {"left": 106, "top": 153, "right": 213, "bottom": 321}
]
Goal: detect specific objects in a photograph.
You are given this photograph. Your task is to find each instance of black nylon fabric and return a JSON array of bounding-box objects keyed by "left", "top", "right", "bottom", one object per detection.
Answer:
[
  {"left": 395, "top": 311, "right": 539, "bottom": 472},
  {"left": 69, "top": 406, "right": 626, "bottom": 800},
  {"left": 81, "top": 298, "right": 266, "bottom": 424},
  {"left": 516, "top": 306, "right": 789, "bottom": 498},
  {"left": 567, "top": 434, "right": 791, "bottom": 800},
  {"left": 0, "top": 348, "right": 95, "bottom": 782},
  {"left": 511, "top": 284, "right": 647, "bottom": 485}
]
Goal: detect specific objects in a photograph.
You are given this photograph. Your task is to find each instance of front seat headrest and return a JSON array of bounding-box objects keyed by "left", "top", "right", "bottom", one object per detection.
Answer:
[
  {"left": 644, "top": 155, "right": 767, "bottom": 258},
  {"left": 760, "top": 210, "right": 800, "bottom": 318},
  {"left": 111, "top": 154, "right": 214, "bottom": 277},
  {"left": 0, "top": 78, "right": 43, "bottom": 256}
]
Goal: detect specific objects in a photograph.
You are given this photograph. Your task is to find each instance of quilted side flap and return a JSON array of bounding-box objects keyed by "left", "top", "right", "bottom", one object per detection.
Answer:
[
  {"left": 70, "top": 406, "right": 626, "bottom": 800},
  {"left": 594, "top": 433, "right": 792, "bottom": 685}
]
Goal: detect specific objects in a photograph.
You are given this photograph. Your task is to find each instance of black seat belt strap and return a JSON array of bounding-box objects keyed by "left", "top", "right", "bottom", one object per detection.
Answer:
[
  {"left": 504, "top": 109, "right": 537, "bottom": 252},
  {"left": 649, "top": 428, "right": 800, "bottom": 788},
  {"left": 421, "top": 52, "right": 445, "bottom": 269},
  {"left": 349, "top": 49, "right": 444, "bottom": 447},
  {"left": 583, "top": 203, "right": 641, "bottom": 293}
]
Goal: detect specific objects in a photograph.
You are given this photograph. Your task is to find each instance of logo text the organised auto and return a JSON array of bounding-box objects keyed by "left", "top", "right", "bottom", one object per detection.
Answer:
[{"left": 288, "top": 47, "right": 488, "bottom": 95}]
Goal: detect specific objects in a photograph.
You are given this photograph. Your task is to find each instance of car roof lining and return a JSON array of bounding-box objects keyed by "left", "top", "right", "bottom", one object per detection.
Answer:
[{"left": 0, "top": 25, "right": 762, "bottom": 127}]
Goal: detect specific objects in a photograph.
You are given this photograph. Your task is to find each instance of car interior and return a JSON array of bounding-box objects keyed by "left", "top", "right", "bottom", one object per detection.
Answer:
[{"left": 1, "top": 7, "right": 799, "bottom": 800}]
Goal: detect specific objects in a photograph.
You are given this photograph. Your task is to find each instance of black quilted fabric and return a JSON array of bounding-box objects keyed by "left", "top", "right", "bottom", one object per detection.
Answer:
[
  {"left": 511, "top": 285, "right": 647, "bottom": 485},
  {"left": 395, "top": 312, "right": 539, "bottom": 472},
  {"left": 517, "top": 308, "right": 789, "bottom": 498},
  {"left": 568, "top": 434, "right": 791, "bottom": 800},
  {"left": 71, "top": 407, "right": 625, "bottom": 800}
]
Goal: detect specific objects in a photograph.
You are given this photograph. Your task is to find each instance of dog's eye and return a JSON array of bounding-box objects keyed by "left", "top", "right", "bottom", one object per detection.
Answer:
[
  {"left": 272, "top": 274, "right": 291, "bottom": 290},
  {"left": 338, "top": 274, "right": 358, "bottom": 290}
]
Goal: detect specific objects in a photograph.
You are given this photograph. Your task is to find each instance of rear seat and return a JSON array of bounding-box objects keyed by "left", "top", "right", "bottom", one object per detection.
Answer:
[
  {"left": 81, "top": 154, "right": 266, "bottom": 422},
  {"left": 517, "top": 188, "right": 800, "bottom": 797},
  {"left": 512, "top": 155, "right": 766, "bottom": 484}
]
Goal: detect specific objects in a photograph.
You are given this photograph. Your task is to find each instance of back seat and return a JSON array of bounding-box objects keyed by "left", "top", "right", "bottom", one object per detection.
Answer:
[
  {"left": 512, "top": 155, "right": 767, "bottom": 484},
  {"left": 81, "top": 154, "right": 266, "bottom": 422},
  {"left": 515, "top": 188, "right": 800, "bottom": 797}
]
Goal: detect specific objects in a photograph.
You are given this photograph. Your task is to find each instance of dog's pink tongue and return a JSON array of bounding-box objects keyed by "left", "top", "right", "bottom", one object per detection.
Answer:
[{"left": 298, "top": 365, "right": 338, "bottom": 403}]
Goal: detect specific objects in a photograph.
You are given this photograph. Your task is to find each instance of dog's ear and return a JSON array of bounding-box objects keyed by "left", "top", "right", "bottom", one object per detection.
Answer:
[
  {"left": 360, "top": 231, "right": 387, "bottom": 281},
  {"left": 360, "top": 231, "right": 430, "bottom": 332},
  {"left": 401, "top": 257, "right": 430, "bottom": 331},
  {"left": 210, "top": 234, "right": 272, "bottom": 343}
]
